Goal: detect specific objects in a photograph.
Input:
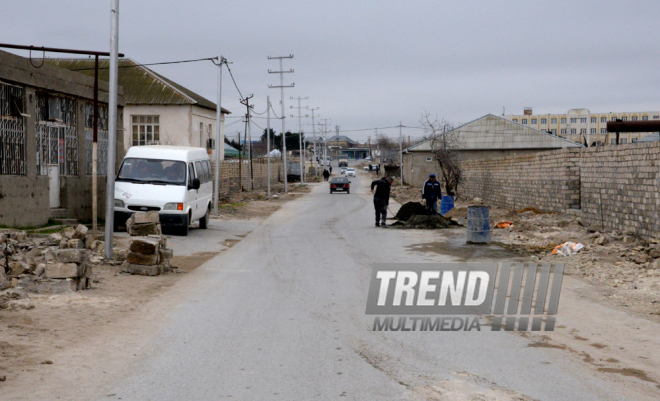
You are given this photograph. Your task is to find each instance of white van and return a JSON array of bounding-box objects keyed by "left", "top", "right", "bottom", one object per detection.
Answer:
[{"left": 114, "top": 146, "right": 213, "bottom": 236}]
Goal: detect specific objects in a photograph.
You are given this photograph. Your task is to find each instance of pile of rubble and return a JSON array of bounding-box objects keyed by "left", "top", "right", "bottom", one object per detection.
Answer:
[
  {"left": 1, "top": 224, "right": 97, "bottom": 297},
  {"left": 121, "top": 212, "right": 173, "bottom": 276}
]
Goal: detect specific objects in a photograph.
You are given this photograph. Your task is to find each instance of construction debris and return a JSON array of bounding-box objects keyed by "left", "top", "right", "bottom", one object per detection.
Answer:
[
  {"left": 551, "top": 242, "right": 585, "bottom": 256},
  {"left": 121, "top": 212, "right": 173, "bottom": 276},
  {"left": 394, "top": 202, "right": 429, "bottom": 222}
]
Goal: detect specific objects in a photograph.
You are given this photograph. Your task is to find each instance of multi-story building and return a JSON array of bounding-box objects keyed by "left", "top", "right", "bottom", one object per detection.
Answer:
[{"left": 502, "top": 108, "right": 660, "bottom": 145}]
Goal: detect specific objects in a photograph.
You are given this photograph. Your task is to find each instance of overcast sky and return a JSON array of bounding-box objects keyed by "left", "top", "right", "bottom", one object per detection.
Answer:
[{"left": 3, "top": 0, "right": 660, "bottom": 141}]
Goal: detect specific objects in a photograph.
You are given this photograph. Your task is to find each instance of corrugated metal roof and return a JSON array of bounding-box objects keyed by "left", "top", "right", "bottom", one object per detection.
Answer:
[
  {"left": 44, "top": 58, "right": 229, "bottom": 114},
  {"left": 405, "top": 114, "right": 584, "bottom": 152},
  {"left": 327, "top": 135, "right": 357, "bottom": 144}
]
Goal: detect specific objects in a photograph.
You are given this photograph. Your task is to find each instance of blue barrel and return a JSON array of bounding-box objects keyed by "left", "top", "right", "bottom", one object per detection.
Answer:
[
  {"left": 466, "top": 206, "right": 491, "bottom": 244},
  {"left": 440, "top": 196, "right": 455, "bottom": 215}
]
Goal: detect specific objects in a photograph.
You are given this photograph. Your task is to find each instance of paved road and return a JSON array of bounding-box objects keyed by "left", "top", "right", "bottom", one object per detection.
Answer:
[{"left": 101, "top": 172, "right": 641, "bottom": 400}]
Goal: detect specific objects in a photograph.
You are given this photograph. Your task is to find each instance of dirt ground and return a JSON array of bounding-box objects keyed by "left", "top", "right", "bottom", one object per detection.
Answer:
[
  {"left": 439, "top": 197, "right": 660, "bottom": 321},
  {"left": 0, "top": 186, "right": 308, "bottom": 390}
]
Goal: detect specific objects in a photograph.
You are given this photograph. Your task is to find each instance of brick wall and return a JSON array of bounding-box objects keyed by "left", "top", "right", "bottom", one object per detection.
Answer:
[
  {"left": 211, "top": 160, "right": 284, "bottom": 198},
  {"left": 460, "top": 142, "right": 660, "bottom": 237}
]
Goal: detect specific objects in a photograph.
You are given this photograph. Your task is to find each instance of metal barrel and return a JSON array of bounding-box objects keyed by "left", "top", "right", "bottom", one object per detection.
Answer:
[
  {"left": 466, "top": 206, "right": 491, "bottom": 244},
  {"left": 440, "top": 196, "right": 455, "bottom": 215}
]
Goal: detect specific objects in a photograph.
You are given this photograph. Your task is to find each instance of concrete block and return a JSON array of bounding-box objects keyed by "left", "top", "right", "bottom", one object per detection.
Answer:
[
  {"left": 52, "top": 249, "right": 82, "bottom": 263},
  {"left": 132, "top": 211, "right": 160, "bottom": 224},
  {"left": 71, "top": 224, "right": 88, "bottom": 240},
  {"left": 129, "top": 237, "right": 160, "bottom": 255},
  {"left": 9, "top": 261, "right": 30, "bottom": 277},
  {"left": 159, "top": 247, "right": 173, "bottom": 261},
  {"left": 60, "top": 226, "right": 75, "bottom": 239},
  {"left": 18, "top": 276, "right": 79, "bottom": 294},
  {"left": 67, "top": 239, "right": 85, "bottom": 249},
  {"left": 121, "top": 262, "right": 167, "bottom": 276},
  {"left": 44, "top": 262, "right": 81, "bottom": 279},
  {"left": 148, "top": 234, "right": 167, "bottom": 248},
  {"left": 127, "top": 251, "right": 159, "bottom": 266}
]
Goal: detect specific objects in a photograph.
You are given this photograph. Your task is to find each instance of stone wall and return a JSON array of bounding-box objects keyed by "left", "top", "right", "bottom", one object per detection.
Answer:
[
  {"left": 212, "top": 160, "right": 284, "bottom": 198},
  {"left": 459, "top": 142, "right": 660, "bottom": 237}
]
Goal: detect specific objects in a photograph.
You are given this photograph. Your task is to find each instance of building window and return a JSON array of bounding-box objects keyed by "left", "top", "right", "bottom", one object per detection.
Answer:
[
  {"left": 551, "top": 129, "right": 556, "bottom": 135},
  {"left": 590, "top": 128, "right": 596, "bottom": 134},
  {"left": 561, "top": 129, "right": 567, "bottom": 135},
  {"left": 426, "top": 157, "right": 432, "bottom": 162},
  {"left": 561, "top": 118, "right": 566, "bottom": 124},
  {"left": 540, "top": 118, "right": 547, "bottom": 124},
  {"left": 591, "top": 117, "right": 597, "bottom": 123},
  {"left": 580, "top": 129, "right": 586, "bottom": 134},
  {"left": 622, "top": 117, "right": 628, "bottom": 121},
  {"left": 551, "top": 118, "right": 557, "bottom": 124},
  {"left": 580, "top": 118, "right": 587, "bottom": 123},
  {"left": 522, "top": 119, "right": 527, "bottom": 125},
  {"left": 531, "top": 119, "right": 537, "bottom": 124},
  {"left": 632, "top": 138, "right": 638, "bottom": 143},
  {"left": 132, "top": 115, "right": 160, "bottom": 146},
  {"left": 512, "top": 119, "right": 518, "bottom": 123},
  {"left": 642, "top": 116, "right": 648, "bottom": 121},
  {"left": 601, "top": 128, "right": 606, "bottom": 133},
  {"left": 654, "top": 115, "right": 659, "bottom": 119},
  {"left": 570, "top": 118, "right": 577, "bottom": 123},
  {"left": 631, "top": 116, "right": 638, "bottom": 121},
  {"left": 621, "top": 138, "right": 628, "bottom": 144},
  {"left": 611, "top": 138, "right": 616, "bottom": 144},
  {"left": 601, "top": 117, "right": 606, "bottom": 123}
]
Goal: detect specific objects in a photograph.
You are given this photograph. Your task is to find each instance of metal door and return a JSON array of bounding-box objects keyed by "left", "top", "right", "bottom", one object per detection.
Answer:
[{"left": 48, "top": 165, "right": 60, "bottom": 208}]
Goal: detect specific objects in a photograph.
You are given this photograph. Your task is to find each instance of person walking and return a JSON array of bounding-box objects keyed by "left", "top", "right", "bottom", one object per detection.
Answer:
[
  {"left": 422, "top": 174, "right": 442, "bottom": 215},
  {"left": 322, "top": 169, "right": 330, "bottom": 181},
  {"left": 371, "top": 176, "right": 393, "bottom": 227},
  {"left": 329, "top": 166, "right": 333, "bottom": 175}
]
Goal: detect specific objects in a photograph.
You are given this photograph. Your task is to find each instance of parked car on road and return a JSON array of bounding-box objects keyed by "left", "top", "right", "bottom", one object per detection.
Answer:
[
  {"left": 345, "top": 168, "right": 356, "bottom": 177},
  {"left": 340, "top": 167, "right": 347, "bottom": 175},
  {"left": 330, "top": 177, "right": 350, "bottom": 194}
]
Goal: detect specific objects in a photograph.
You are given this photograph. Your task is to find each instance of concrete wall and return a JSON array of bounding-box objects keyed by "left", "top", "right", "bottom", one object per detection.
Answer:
[
  {"left": 0, "top": 176, "right": 50, "bottom": 227},
  {"left": 459, "top": 142, "right": 660, "bottom": 237}
]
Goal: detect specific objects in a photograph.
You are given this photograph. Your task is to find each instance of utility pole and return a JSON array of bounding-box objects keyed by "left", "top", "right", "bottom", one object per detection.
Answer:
[
  {"left": 308, "top": 107, "right": 319, "bottom": 177},
  {"left": 240, "top": 95, "right": 254, "bottom": 191},
  {"left": 105, "top": 0, "right": 120, "bottom": 260},
  {"left": 335, "top": 125, "right": 340, "bottom": 162},
  {"left": 399, "top": 122, "right": 403, "bottom": 187},
  {"left": 319, "top": 119, "right": 330, "bottom": 168},
  {"left": 290, "top": 96, "right": 308, "bottom": 183},
  {"left": 268, "top": 55, "right": 294, "bottom": 193},
  {"left": 266, "top": 96, "right": 271, "bottom": 198},
  {"left": 212, "top": 56, "right": 226, "bottom": 217}
]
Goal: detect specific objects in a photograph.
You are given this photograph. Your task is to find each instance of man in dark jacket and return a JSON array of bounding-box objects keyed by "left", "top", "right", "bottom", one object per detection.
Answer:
[
  {"left": 422, "top": 174, "right": 442, "bottom": 215},
  {"left": 322, "top": 169, "right": 330, "bottom": 181},
  {"left": 371, "top": 176, "right": 393, "bottom": 227}
]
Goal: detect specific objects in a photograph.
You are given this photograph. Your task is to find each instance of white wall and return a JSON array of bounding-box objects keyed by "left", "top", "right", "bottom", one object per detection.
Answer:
[{"left": 123, "top": 104, "right": 225, "bottom": 160}]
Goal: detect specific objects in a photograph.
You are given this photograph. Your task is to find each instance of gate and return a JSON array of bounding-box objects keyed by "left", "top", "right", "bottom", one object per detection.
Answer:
[{"left": 35, "top": 93, "right": 78, "bottom": 176}]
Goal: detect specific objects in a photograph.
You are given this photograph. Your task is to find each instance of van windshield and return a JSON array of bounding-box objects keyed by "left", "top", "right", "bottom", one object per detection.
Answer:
[{"left": 117, "top": 158, "right": 186, "bottom": 185}]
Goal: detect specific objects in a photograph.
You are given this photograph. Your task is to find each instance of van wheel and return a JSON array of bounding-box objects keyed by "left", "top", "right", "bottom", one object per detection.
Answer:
[
  {"left": 179, "top": 214, "right": 189, "bottom": 236},
  {"left": 199, "top": 206, "right": 210, "bottom": 229}
]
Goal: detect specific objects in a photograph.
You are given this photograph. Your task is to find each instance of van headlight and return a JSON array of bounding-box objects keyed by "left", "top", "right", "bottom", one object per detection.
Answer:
[
  {"left": 114, "top": 199, "right": 125, "bottom": 208},
  {"left": 163, "top": 202, "right": 184, "bottom": 211}
]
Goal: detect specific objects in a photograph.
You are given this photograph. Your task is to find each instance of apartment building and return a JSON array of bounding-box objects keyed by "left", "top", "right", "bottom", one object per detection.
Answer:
[{"left": 502, "top": 108, "right": 660, "bottom": 145}]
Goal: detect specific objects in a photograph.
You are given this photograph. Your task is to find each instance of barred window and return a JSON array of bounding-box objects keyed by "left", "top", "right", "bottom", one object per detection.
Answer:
[
  {"left": 551, "top": 118, "right": 557, "bottom": 124},
  {"left": 540, "top": 118, "right": 547, "bottom": 124},
  {"left": 0, "top": 81, "right": 26, "bottom": 175},
  {"left": 132, "top": 115, "right": 160, "bottom": 146}
]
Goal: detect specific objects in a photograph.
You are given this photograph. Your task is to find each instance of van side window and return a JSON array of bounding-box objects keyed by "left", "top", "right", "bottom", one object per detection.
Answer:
[
  {"left": 205, "top": 160, "right": 212, "bottom": 181},
  {"left": 195, "top": 161, "right": 204, "bottom": 183},
  {"left": 200, "top": 161, "right": 209, "bottom": 183},
  {"left": 188, "top": 163, "right": 195, "bottom": 187}
]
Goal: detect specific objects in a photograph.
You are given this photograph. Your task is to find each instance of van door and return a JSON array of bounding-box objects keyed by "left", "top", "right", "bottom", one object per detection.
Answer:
[
  {"left": 186, "top": 162, "right": 199, "bottom": 221},
  {"left": 196, "top": 160, "right": 211, "bottom": 214}
]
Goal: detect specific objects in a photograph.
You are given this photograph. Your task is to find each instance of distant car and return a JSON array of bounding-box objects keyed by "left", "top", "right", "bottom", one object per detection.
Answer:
[
  {"left": 345, "top": 168, "right": 356, "bottom": 177},
  {"left": 340, "top": 167, "right": 347, "bottom": 175},
  {"left": 362, "top": 164, "right": 377, "bottom": 171},
  {"left": 365, "top": 156, "right": 372, "bottom": 161},
  {"left": 330, "top": 177, "right": 350, "bottom": 194}
]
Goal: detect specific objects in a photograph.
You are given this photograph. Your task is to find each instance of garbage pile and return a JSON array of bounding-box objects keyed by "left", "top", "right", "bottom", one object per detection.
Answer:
[
  {"left": 121, "top": 211, "right": 173, "bottom": 276},
  {"left": 391, "top": 201, "right": 458, "bottom": 229}
]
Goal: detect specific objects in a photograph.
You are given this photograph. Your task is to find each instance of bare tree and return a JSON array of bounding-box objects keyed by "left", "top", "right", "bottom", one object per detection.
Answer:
[
  {"left": 420, "top": 112, "right": 462, "bottom": 196},
  {"left": 375, "top": 133, "right": 398, "bottom": 149}
]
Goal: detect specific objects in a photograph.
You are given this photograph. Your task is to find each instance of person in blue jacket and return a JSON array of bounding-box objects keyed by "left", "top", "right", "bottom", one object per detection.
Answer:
[{"left": 422, "top": 174, "right": 442, "bottom": 215}]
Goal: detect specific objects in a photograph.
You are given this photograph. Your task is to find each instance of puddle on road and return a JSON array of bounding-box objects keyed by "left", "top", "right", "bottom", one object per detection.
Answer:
[{"left": 405, "top": 231, "right": 527, "bottom": 262}]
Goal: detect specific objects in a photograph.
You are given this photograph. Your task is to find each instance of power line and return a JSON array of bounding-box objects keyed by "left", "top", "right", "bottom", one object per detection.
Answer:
[
  {"left": 70, "top": 57, "right": 218, "bottom": 71},
  {"left": 224, "top": 62, "right": 244, "bottom": 100}
]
